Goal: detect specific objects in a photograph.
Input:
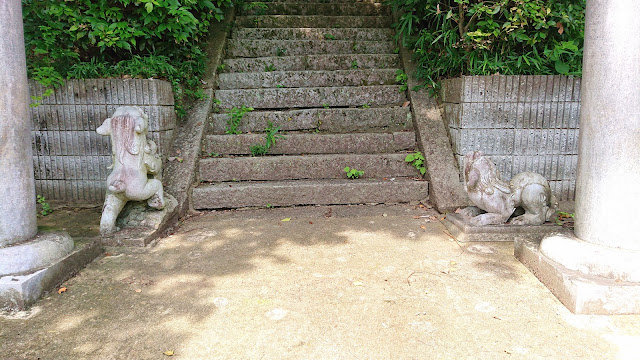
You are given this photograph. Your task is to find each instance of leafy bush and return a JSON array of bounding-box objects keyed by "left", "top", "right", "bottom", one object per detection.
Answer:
[
  {"left": 389, "top": 0, "right": 585, "bottom": 93},
  {"left": 22, "top": 0, "right": 233, "bottom": 115}
]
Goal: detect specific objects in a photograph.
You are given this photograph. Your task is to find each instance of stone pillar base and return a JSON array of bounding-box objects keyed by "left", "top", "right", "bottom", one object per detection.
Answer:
[
  {"left": 0, "top": 233, "right": 102, "bottom": 312},
  {"left": 515, "top": 235, "right": 640, "bottom": 315}
]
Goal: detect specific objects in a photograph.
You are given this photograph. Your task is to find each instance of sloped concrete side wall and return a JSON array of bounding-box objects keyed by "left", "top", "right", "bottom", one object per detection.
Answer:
[
  {"left": 441, "top": 75, "right": 581, "bottom": 201},
  {"left": 29, "top": 79, "right": 175, "bottom": 204}
]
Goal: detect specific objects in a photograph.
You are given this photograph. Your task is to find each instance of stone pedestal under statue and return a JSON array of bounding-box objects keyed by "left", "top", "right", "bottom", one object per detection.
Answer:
[{"left": 516, "top": 0, "right": 640, "bottom": 314}]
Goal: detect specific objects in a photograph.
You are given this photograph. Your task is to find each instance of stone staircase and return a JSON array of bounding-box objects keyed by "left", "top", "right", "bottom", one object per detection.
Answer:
[{"left": 192, "top": 0, "right": 428, "bottom": 209}]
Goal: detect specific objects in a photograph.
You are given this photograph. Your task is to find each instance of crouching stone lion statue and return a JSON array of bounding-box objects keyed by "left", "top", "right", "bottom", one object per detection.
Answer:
[
  {"left": 460, "top": 151, "right": 558, "bottom": 226},
  {"left": 97, "top": 106, "right": 165, "bottom": 235}
]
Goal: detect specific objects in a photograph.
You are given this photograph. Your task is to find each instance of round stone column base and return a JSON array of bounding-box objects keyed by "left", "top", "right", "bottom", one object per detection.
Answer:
[
  {"left": 540, "top": 234, "right": 640, "bottom": 283},
  {"left": 0, "top": 232, "right": 74, "bottom": 277},
  {"left": 516, "top": 234, "right": 640, "bottom": 314}
]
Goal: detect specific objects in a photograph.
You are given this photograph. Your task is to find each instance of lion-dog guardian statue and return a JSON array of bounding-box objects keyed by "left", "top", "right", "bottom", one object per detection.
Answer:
[
  {"left": 97, "top": 106, "right": 165, "bottom": 235},
  {"left": 460, "top": 151, "right": 558, "bottom": 226}
]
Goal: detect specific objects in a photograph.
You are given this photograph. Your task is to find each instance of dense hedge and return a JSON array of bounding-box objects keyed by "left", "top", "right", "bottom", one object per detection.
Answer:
[
  {"left": 389, "top": 0, "right": 585, "bottom": 93},
  {"left": 23, "top": 0, "right": 233, "bottom": 115}
]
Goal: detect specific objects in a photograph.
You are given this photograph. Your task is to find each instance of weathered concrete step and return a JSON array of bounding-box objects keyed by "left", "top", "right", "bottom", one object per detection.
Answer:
[
  {"left": 218, "top": 69, "right": 399, "bottom": 89},
  {"left": 210, "top": 107, "right": 413, "bottom": 134},
  {"left": 232, "top": 27, "right": 394, "bottom": 41},
  {"left": 236, "top": 15, "right": 393, "bottom": 28},
  {"left": 215, "top": 85, "right": 405, "bottom": 109},
  {"left": 199, "top": 154, "right": 418, "bottom": 182},
  {"left": 242, "top": 2, "right": 389, "bottom": 16},
  {"left": 203, "top": 132, "right": 416, "bottom": 155},
  {"left": 222, "top": 54, "right": 400, "bottom": 73},
  {"left": 227, "top": 39, "right": 394, "bottom": 58},
  {"left": 192, "top": 178, "right": 429, "bottom": 209}
]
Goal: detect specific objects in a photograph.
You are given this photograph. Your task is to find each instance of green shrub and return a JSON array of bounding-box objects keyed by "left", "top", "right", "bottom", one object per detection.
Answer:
[
  {"left": 22, "top": 0, "right": 233, "bottom": 115},
  {"left": 388, "top": 0, "right": 585, "bottom": 94}
]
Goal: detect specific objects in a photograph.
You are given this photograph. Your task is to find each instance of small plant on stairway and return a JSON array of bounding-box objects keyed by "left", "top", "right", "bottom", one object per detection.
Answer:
[
  {"left": 361, "top": 103, "right": 370, "bottom": 109},
  {"left": 264, "top": 121, "right": 285, "bottom": 148},
  {"left": 396, "top": 70, "right": 408, "bottom": 92},
  {"left": 249, "top": 121, "right": 286, "bottom": 156},
  {"left": 276, "top": 48, "right": 287, "bottom": 56},
  {"left": 250, "top": 144, "right": 269, "bottom": 156},
  {"left": 244, "top": 2, "right": 268, "bottom": 15},
  {"left": 264, "top": 64, "right": 276, "bottom": 72},
  {"left": 405, "top": 151, "right": 426, "bottom": 175},
  {"left": 225, "top": 105, "right": 254, "bottom": 135},
  {"left": 322, "top": 103, "right": 329, "bottom": 109},
  {"left": 344, "top": 167, "right": 364, "bottom": 179},
  {"left": 324, "top": 33, "right": 336, "bottom": 40},
  {"left": 350, "top": 60, "right": 359, "bottom": 69}
]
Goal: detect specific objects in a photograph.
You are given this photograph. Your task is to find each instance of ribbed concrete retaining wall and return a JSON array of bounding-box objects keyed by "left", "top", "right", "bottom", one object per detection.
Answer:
[
  {"left": 441, "top": 75, "right": 581, "bottom": 201},
  {"left": 29, "top": 79, "right": 175, "bottom": 204}
]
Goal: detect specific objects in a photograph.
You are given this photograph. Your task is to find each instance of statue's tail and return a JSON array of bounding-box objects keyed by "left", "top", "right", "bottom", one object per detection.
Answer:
[
  {"left": 545, "top": 193, "right": 559, "bottom": 222},
  {"left": 108, "top": 179, "right": 126, "bottom": 193}
]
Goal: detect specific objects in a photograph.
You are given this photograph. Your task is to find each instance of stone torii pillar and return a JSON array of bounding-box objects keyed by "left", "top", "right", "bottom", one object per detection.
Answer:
[
  {"left": 0, "top": 1, "right": 75, "bottom": 311},
  {"left": 517, "top": 0, "right": 640, "bottom": 314},
  {"left": 0, "top": 0, "right": 37, "bottom": 245}
]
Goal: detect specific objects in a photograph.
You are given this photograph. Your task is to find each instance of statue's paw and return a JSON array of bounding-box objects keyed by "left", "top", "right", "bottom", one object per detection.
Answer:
[
  {"left": 468, "top": 216, "right": 486, "bottom": 227},
  {"left": 148, "top": 194, "right": 165, "bottom": 210},
  {"left": 459, "top": 206, "right": 482, "bottom": 218},
  {"left": 509, "top": 214, "right": 544, "bottom": 226}
]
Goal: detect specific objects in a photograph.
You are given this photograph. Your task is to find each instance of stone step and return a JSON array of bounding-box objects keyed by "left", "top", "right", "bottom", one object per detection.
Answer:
[
  {"left": 236, "top": 15, "right": 393, "bottom": 28},
  {"left": 203, "top": 132, "right": 416, "bottom": 155},
  {"left": 218, "top": 69, "right": 399, "bottom": 89},
  {"left": 215, "top": 85, "right": 405, "bottom": 109},
  {"left": 221, "top": 54, "right": 400, "bottom": 73},
  {"left": 192, "top": 178, "right": 429, "bottom": 209},
  {"left": 209, "top": 107, "right": 412, "bottom": 134},
  {"left": 232, "top": 27, "right": 394, "bottom": 41},
  {"left": 199, "top": 153, "right": 418, "bottom": 182},
  {"left": 227, "top": 39, "right": 395, "bottom": 58},
  {"left": 242, "top": 2, "right": 390, "bottom": 16}
]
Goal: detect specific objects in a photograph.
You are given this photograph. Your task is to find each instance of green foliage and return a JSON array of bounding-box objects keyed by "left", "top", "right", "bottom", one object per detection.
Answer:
[
  {"left": 276, "top": 47, "right": 287, "bottom": 56},
  {"left": 250, "top": 121, "right": 285, "bottom": 156},
  {"left": 350, "top": 60, "right": 359, "bottom": 69},
  {"left": 36, "top": 195, "right": 52, "bottom": 216},
  {"left": 22, "top": 0, "right": 233, "bottom": 114},
  {"left": 250, "top": 144, "right": 269, "bottom": 156},
  {"left": 244, "top": 1, "right": 268, "bottom": 15},
  {"left": 388, "top": 0, "right": 585, "bottom": 94},
  {"left": 264, "top": 63, "right": 277, "bottom": 72},
  {"left": 405, "top": 151, "right": 426, "bottom": 175},
  {"left": 395, "top": 70, "right": 408, "bottom": 92},
  {"left": 324, "top": 33, "right": 336, "bottom": 40},
  {"left": 555, "top": 211, "right": 574, "bottom": 226},
  {"left": 226, "top": 105, "right": 254, "bottom": 135},
  {"left": 344, "top": 167, "right": 364, "bottom": 179},
  {"left": 361, "top": 103, "right": 370, "bottom": 109}
]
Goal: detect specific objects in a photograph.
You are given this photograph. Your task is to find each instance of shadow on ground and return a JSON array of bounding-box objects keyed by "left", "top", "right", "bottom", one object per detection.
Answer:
[{"left": 1, "top": 204, "right": 638, "bottom": 360}]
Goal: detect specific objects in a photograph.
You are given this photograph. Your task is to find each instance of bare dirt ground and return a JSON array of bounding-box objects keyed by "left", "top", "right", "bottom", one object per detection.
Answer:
[{"left": 1, "top": 204, "right": 639, "bottom": 360}]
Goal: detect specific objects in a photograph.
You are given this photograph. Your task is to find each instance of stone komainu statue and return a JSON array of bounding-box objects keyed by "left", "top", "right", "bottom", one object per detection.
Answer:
[
  {"left": 460, "top": 151, "right": 558, "bottom": 226},
  {"left": 97, "top": 106, "right": 164, "bottom": 235}
]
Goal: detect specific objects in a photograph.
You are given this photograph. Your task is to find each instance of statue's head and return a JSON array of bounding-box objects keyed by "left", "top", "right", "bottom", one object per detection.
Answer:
[
  {"left": 108, "top": 106, "right": 149, "bottom": 158},
  {"left": 464, "top": 151, "right": 502, "bottom": 194}
]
